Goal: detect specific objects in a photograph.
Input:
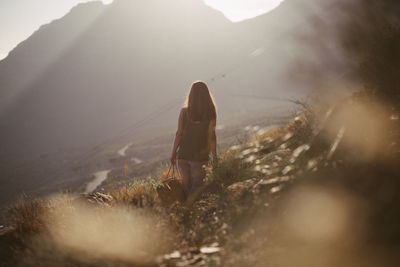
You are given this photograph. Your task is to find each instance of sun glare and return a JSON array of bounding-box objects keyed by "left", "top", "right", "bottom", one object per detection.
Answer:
[{"left": 203, "top": 0, "right": 285, "bottom": 22}]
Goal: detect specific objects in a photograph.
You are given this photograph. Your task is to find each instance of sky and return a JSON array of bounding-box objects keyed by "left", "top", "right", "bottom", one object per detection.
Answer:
[
  {"left": 0, "top": 0, "right": 284, "bottom": 60},
  {"left": 204, "top": 0, "right": 284, "bottom": 22}
]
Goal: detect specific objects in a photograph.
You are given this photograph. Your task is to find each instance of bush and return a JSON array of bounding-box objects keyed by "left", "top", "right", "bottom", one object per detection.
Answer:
[
  {"left": 205, "top": 150, "right": 257, "bottom": 193},
  {"left": 109, "top": 180, "right": 160, "bottom": 208},
  {"left": 7, "top": 196, "right": 48, "bottom": 236}
]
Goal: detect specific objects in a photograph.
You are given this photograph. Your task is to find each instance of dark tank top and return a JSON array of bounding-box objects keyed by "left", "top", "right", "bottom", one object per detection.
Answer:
[{"left": 177, "top": 108, "right": 210, "bottom": 161}]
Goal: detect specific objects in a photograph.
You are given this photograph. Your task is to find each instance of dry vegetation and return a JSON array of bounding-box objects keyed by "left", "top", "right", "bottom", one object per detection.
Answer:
[
  {"left": 109, "top": 180, "right": 161, "bottom": 207},
  {"left": 1, "top": 91, "right": 400, "bottom": 267}
]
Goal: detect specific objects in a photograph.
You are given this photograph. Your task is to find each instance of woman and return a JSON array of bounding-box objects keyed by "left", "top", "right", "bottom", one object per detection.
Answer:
[{"left": 170, "top": 81, "right": 217, "bottom": 201}]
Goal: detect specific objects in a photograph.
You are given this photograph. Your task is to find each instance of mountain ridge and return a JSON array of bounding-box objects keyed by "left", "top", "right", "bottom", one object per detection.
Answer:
[{"left": 0, "top": 0, "right": 299, "bottom": 160}]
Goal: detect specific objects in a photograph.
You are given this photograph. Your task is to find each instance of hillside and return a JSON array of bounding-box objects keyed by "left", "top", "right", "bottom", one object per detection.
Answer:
[
  {"left": 1, "top": 93, "right": 399, "bottom": 266},
  {"left": 0, "top": 105, "right": 293, "bottom": 215},
  {"left": 0, "top": 0, "right": 329, "bottom": 213}
]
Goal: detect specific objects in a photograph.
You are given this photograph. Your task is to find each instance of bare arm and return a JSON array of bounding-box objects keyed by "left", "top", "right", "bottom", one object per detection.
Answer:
[
  {"left": 208, "top": 119, "right": 217, "bottom": 163},
  {"left": 171, "top": 109, "right": 184, "bottom": 165}
]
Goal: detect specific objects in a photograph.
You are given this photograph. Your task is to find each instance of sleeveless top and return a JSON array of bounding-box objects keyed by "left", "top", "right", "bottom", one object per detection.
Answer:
[{"left": 176, "top": 108, "right": 210, "bottom": 161}]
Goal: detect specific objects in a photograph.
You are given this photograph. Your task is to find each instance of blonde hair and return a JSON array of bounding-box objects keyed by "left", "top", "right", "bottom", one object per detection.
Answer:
[{"left": 184, "top": 81, "right": 217, "bottom": 122}]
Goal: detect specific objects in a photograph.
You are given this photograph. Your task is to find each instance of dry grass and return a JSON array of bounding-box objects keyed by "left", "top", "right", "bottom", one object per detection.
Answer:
[
  {"left": 251, "top": 117, "right": 309, "bottom": 144},
  {"left": 252, "top": 102, "right": 322, "bottom": 150},
  {"left": 252, "top": 127, "right": 287, "bottom": 143},
  {"left": 158, "top": 162, "right": 181, "bottom": 183},
  {"left": 2, "top": 191, "right": 173, "bottom": 265},
  {"left": 7, "top": 195, "right": 48, "bottom": 236},
  {"left": 109, "top": 180, "right": 160, "bottom": 208},
  {"left": 204, "top": 149, "right": 256, "bottom": 194}
]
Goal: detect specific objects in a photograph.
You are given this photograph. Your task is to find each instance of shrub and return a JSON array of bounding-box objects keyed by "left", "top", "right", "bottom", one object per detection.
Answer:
[
  {"left": 7, "top": 196, "right": 48, "bottom": 236},
  {"left": 205, "top": 150, "right": 256, "bottom": 193},
  {"left": 109, "top": 180, "right": 160, "bottom": 208}
]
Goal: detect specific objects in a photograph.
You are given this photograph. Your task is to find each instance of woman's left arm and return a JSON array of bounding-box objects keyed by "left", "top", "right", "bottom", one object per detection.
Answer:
[{"left": 208, "top": 119, "right": 217, "bottom": 163}]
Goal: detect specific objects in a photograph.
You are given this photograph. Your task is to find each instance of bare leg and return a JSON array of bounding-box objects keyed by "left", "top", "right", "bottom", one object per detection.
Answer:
[
  {"left": 188, "top": 161, "right": 207, "bottom": 196},
  {"left": 177, "top": 159, "right": 191, "bottom": 198}
]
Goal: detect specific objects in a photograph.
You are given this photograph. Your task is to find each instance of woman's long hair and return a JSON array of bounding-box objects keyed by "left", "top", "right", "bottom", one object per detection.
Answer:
[{"left": 185, "top": 81, "right": 217, "bottom": 122}]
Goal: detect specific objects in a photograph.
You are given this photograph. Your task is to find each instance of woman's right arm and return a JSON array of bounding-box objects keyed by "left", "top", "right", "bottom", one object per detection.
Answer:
[{"left": 171, "top": 109, "right": 184, "bottom": 165}]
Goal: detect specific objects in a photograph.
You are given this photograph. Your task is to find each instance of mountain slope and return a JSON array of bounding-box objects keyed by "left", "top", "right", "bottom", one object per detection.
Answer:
[
  {"left": 0, "top": 0, "right": 308, "bottom": 162},
  {"left": 0, "top": 0, "right": 333, "bottom": 208}
]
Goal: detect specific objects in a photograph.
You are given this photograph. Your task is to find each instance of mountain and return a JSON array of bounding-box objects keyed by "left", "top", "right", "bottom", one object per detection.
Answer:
[
  {"left": 0, "top": 0, "right": 310, "bottom": 161},
  {"left": 0, "top": 0, "right": 334, "bottom": 205}
]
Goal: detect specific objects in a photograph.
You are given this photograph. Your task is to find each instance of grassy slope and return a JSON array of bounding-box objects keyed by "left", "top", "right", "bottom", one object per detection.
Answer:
[
  {"left": 0, "top": 107, "right": 292, "bottom": 215},
  {"left": 1, "top": 96, "right": 399, "bottom": 266}
]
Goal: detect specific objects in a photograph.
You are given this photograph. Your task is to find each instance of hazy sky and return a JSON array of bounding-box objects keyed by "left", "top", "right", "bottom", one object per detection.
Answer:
[
  {"left": 0, "top": 0, "right": 284, "bottom": 60},
  {"left": 204, "top": 0, "right": 284, "bottom": 22}
]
